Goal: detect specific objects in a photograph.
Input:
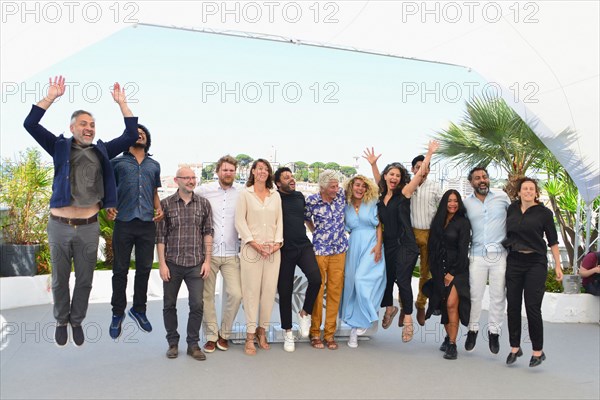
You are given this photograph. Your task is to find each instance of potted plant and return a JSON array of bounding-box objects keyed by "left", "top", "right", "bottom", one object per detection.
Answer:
[{"left": 0, "top": 148, "right": 52, "bottom": 276}]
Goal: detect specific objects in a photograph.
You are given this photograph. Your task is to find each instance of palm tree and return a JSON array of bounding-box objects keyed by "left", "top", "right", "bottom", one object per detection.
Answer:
[
  {"left": 436, "top": 95, "right": 592, "bottom": 266},
  {"left": 435, "top": 95, "right": 550, "bottom": 198}
]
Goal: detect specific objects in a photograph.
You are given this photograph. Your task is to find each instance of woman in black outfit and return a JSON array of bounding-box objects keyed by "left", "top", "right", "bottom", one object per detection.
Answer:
[
  {"left": 503, "top": 177, "right": 563, "bottom": 367},
  {"left": 425, "top": 189, "right": 471, "bottom": 360},
  {"left": 374, "top": 140, "right": 438, "bottom": 342}
]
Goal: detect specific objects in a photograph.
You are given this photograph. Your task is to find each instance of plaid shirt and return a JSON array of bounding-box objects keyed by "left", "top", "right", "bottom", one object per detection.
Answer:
[{"left": 156, "top": 191, "right": 213, "bottom": 267}]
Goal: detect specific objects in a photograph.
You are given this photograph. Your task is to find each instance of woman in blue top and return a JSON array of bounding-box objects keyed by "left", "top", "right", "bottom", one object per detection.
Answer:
[{"left": 339, "top": 175, "right": 386, "bottom": 348}]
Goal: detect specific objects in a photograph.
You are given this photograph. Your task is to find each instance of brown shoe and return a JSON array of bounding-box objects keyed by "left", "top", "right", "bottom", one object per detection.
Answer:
[
  {"left": 416, "top": 307, "right": 426, "bottom": 326},
  {"left": 166, "top": 344, "right": 178, "bottom": 359},
  {"left": 187, "top": 345, "right": 206, "bottom": 361},
  {"left": 216, "top": 335, "right": 229, "bottom": 351},
  {"left": 203, "top": 341, "right": 216, "bottom": 353}
]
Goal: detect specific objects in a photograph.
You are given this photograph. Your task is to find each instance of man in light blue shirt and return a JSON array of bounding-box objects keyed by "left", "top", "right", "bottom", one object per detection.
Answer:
[{"left": 463, "top": 167, "right": 510, "bottom": 355}]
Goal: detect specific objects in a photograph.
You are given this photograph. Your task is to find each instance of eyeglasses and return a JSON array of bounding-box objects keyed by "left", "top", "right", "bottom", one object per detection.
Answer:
[{"left": 176, "top": 176, "right": 197, "bottom": 181}]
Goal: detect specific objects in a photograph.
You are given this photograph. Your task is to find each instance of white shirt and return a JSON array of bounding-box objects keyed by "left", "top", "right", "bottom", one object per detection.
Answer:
[
  {"left": 195, "top": 181, "right": 242, "bottom": 256},
  {"left": 410, "top": 179, "right": 443, "bottom": 230},
  {"left": 464, "top": 189, "right": 510, "bottom": 257}
]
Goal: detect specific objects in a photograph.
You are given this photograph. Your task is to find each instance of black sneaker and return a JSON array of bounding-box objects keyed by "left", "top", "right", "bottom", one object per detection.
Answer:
[
  {"left": 465, "top": 330, "right": 478, "bottom": 352},
  {"left": 128, "top": 308, "right": 152, "bottom": 332},
  {"left": 488, "top": 332, "right": 500, "bottom": 354},
  {"left": 443, "top": 343, "right": 458, "bottom": 360},
  {"left": 55, "top": 324, "right": 68, "bottom": 347},
  {"left": 71, "top": 325, "right": 84, "bottom": 347},
  {"left": 109, "top": 314, "right": 125, "bottom": 339},
  {"left": 439, "top": 336, "right": 450, "bottom": 352}
]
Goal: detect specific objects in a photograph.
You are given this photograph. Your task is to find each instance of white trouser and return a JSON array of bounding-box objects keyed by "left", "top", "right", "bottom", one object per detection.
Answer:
[{"left": 468, "top": 252, "right": 507, "bottom": 335}]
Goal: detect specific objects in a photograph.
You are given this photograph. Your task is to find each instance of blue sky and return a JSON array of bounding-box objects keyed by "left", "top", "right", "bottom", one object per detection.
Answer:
[{"left": 1, "top": 24, "right": 489, "bottom": 177}]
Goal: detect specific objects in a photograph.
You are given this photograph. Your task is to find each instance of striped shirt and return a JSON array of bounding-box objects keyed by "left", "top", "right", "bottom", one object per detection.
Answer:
[
  {"left": 156, "top": 191, "right": 214, "bottom": 267},
  {"left": 410, "top": 179, "right": 443, "bottom": 230}
]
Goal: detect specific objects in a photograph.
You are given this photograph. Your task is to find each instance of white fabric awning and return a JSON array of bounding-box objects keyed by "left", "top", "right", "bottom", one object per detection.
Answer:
[{"left": 2, "top": 1, "right": 598, "bottom": 202}]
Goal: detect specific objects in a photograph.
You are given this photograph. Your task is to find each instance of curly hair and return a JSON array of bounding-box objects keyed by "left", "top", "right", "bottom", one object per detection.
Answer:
[
  {"left": 516, "top": 177, "right": 540, "bottom": 203},
  {"left": 345, "top": 175, "right": 378, "bottom": 204},
  {"left": 378, "top": 162, "right": 410, "bottom": 198}
]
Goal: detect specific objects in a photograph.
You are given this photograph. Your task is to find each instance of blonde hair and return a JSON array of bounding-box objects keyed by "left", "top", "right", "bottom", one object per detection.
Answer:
[{"left": 345, "top": 175, "right": 378, "bottom": 204}]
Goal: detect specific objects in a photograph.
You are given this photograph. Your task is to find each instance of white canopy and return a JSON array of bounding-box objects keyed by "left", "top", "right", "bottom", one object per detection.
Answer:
[{"left": 2, "top": 1, "right": 598, "bottom": 203}]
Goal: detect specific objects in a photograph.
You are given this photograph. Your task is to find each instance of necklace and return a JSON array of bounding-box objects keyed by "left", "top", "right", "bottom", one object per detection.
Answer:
[{"left": 353, "top": 201, "right": 361, "bottom": 213}]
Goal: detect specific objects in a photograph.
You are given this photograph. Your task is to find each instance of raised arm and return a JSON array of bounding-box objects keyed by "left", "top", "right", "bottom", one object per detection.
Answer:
[
  {"left": 111, "top": 82, "right": 133, "bottom": 117},
  {"left": 402, "top": 140, "right": 439, "bottom": 198},
  {"left": 37, "top": 76, "right": 65, "bottom": 110},
  {"left": 362, "top": 147, "right": 381, "bottom": 185}
]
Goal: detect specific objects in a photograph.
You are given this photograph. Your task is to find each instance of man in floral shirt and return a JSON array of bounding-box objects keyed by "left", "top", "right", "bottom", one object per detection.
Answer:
[{"left": 304, "top": 170, "right": 348, "bottom": 350}]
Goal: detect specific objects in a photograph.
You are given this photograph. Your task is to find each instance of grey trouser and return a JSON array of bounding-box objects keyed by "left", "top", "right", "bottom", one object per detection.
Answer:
[{"left": 48, "top": 218, "right": 99, "bottom": 326}]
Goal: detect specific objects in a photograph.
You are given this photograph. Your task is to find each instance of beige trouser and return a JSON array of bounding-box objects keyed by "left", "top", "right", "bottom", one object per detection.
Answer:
[
  {"left": 414, "top": 228, "right": 432, "bottom": 310},
  {"left": 240, "top": 246, "right": 281, "bottom": 334},
  {"left": 202, "top": 256, "right": 243, "bottom": 341}
]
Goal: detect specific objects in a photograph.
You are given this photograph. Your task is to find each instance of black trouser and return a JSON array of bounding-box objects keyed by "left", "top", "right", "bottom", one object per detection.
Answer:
[
  {"left": 277, "top": 245, "right": 322, "bottom": 330},
  {"left": 111, "top": 219, "right": 156, "bottom": 315},
  {"left": 381, "top": 244, "right": 419, "bottom": 314},
  {"left": 506, "top": 252, "right": 547, "bottom": 351}
]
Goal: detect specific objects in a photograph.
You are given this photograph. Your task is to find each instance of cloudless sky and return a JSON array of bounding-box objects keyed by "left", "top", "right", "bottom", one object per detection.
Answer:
[{"left": 1, "top": 24, "right": 490, "bottom": 179}]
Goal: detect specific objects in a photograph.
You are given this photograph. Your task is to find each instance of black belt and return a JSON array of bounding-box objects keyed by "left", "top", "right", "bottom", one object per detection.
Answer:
[{"left": 51, "top": 214, "right": 98, "bottom": 226}]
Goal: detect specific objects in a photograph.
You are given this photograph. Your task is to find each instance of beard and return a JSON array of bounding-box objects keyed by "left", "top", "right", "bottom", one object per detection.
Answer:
[
  {"left": 474, "top": 185, "right": 489, "bottom": 196},
  {"left": 133, "top": 142, "right": 146, "bottom": 150}
]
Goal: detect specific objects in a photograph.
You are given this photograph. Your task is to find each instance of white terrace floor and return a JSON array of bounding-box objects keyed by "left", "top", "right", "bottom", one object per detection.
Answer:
[{"left": 1, "top": 296, "right": 599, "bottom": 400}]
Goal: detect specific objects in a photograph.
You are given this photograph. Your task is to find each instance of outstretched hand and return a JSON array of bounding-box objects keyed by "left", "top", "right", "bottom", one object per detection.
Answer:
[
  {"left": 111, "top": 82, "right": 127, "bottom": 105},
  {"left": 362, "top": 147, "right": 381, "bottom": 166},
  {"left": 428, "top": 140, "right": 440, "bottom": 154},
  {"left": 47, "top": 76, "right": 66, "bottom": 101}
]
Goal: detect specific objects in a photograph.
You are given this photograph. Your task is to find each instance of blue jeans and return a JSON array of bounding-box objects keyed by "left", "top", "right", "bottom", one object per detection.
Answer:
[{"left": 163, "top": 262, "right": 204, "bottom": 346}]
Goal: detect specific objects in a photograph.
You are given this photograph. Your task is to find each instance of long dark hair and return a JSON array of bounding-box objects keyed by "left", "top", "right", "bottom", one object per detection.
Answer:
[
  {"left": 378, "top": 162, "right": 410, "bottom": 199},
  {"left": 427, "top": 189, "right": 467, "bottom": 264},
  {"left": 246, "top": 158, "right": 274, "bottom": 189}
]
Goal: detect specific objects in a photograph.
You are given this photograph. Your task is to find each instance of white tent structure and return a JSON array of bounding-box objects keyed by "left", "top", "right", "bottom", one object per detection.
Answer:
[{"left": 2, "top": 1, "right": 598, "bottom": 249}]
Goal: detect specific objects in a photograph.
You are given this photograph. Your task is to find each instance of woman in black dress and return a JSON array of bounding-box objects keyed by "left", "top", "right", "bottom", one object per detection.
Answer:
[{"left": 425, "top": 189, "right": 471, "bottom": 360}]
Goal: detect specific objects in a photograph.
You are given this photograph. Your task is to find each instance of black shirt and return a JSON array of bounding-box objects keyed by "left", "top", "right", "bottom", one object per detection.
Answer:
[
  {"left": 504, "top": 201, "right": 558, "bottom": 256},
  {"left": 279, "top": 190, "right": 312, "bottom": 250},
  {"left": 377, "top": 192, "right": 418, "bottom": 252}
]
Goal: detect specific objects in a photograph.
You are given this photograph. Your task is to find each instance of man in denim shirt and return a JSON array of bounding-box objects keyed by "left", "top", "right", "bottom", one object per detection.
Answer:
[
  {"left": 108, "top": 124, "right": 163, "bottom": 339},
  {"left": 463, "top": 167, "right": 510, "bottom": 355},
  {"left": 23, "top": 76, "right": 138, "bottom": 347},
  {"left": 304, "top": 170, "right": 348, "bottom": 350}
]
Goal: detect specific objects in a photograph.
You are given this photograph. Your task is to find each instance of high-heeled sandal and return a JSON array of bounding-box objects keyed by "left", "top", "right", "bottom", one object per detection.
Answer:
[
  {"left": 256, "top": 327, "right": 270, "bottom": 350},
  {"left": 244, "top": 333, "right": 256, "bottom": 356}
]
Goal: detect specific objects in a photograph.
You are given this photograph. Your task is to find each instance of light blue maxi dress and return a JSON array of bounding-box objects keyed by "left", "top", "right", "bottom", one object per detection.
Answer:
[{"left": 339, "top": 200, "right": 387, "bottom": 329}]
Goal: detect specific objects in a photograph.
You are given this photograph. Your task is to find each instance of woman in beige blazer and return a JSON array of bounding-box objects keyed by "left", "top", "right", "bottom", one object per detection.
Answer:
[{"left": 235, "top": 158, "right": 283, "bottom": 355}]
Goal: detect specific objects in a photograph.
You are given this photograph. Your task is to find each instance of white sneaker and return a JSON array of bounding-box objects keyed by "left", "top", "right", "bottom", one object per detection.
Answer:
[
  {"left": 348, "top": 328, "right": 358, "bottom": 348},
  {"left": 298, "top": 313, "right": 311, "bottom": 339},
  {"left": 356, "top": 327, "right": 368, "bottom": 336},
  {"left": 283, "top": 331, "right": 295, "bottom": 352}
]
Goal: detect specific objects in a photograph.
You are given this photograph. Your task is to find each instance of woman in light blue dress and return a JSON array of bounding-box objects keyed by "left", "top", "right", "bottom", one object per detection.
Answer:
[{"left": 339, "top": 175, "right": 386, "bottom": 348}]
